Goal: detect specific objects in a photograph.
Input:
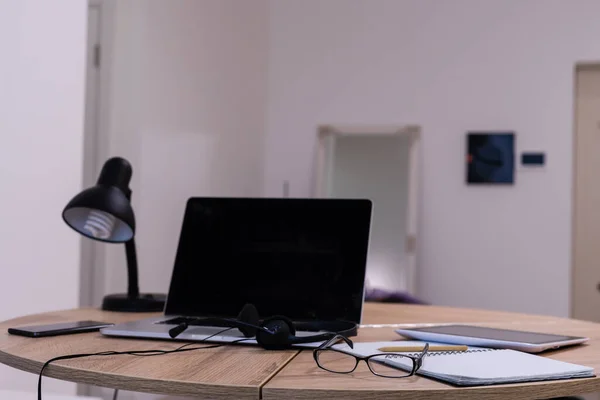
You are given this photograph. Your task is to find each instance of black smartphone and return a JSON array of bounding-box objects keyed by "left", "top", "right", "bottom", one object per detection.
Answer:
[{"left": 8, "top": 320, "right": 113, "bottom": 338}]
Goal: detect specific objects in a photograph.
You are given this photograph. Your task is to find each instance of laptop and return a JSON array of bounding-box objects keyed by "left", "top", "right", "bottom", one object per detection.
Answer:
[{"left": 101, "top": 197, "right": 372, "bottom": 344}]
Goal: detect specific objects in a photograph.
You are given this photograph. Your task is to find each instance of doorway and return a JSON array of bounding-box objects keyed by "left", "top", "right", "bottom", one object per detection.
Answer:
[
  {"left": 314, "top": 125, "right": 421, "bottom": 297},
  {"left": 572, "top": 64, "right": 600, "bottom": 322}
]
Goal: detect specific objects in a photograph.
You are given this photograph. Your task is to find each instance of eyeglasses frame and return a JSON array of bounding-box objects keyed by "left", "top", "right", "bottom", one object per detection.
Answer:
[{"left": 312, "top": 334, "right": 429, "bottom": 378}]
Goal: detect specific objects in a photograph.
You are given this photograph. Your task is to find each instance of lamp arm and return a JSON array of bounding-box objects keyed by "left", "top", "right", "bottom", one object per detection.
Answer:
[
  {"left": 122, "top": 188, "right": 139, "bottom": 299},
  {"left": 125, "top": 238, "right": 140, "bottom": 298}
]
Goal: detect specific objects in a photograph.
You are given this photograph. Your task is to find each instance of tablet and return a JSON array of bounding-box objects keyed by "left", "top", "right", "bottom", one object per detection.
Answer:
[{"left": 395, "top": 324, "right": 589, "bottom": 353}]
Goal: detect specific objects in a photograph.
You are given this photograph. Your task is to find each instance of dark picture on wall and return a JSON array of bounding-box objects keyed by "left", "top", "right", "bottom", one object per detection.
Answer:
[{"left": 466, "top": 132, "right": 515, "bottom": 184}]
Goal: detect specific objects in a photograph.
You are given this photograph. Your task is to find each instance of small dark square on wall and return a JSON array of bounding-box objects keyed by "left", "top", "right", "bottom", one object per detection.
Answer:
[{"left": 466, "top": 132, "right": 515, "bottom": 184}]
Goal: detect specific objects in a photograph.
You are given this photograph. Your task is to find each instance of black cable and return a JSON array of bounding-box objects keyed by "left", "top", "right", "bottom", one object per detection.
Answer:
[{"left": 37, "top": 327, "right": 251, "bottom": 400}]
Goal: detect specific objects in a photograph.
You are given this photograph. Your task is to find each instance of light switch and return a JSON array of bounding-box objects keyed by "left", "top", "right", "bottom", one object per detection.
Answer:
[{"left": 521, "top": 153, "right": 545, "bottom": 166}]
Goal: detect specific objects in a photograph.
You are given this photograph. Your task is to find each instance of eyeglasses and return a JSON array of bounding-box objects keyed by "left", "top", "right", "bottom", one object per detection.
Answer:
[{"left": 313, "top": 334, "right": 429, "bottom": 378}]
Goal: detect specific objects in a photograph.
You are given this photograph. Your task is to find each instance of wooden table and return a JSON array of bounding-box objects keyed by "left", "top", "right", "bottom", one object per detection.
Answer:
[{"left": 1, "top": 303, "right": 600, "bottom": 399}]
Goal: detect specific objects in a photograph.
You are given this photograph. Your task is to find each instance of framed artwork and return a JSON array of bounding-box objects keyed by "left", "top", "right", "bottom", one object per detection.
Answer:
[{"left": 466, "top": 132, "right": 515, "bottom": 184}]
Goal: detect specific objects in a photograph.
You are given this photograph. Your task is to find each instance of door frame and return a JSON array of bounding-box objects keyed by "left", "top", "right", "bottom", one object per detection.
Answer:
[
  {"left": 80, "top": 0, "right": 116, "bottom": 310},
  {"left": 313, "top": 124, "right": 422, "bottom": 295}
]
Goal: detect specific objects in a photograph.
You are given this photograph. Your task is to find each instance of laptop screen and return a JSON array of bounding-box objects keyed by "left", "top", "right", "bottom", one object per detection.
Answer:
[{"left": 164, "top": 197, "right": 372, "bottom": 323}]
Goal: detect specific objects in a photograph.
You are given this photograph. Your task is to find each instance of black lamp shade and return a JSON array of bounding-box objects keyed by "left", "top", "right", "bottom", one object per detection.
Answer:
[
  {"left": 61, "top": 156, "right": 165, "bottom": 312},
  {"left": 63, "top": 157, "right": 136, "bottom": 243},
  {"left": 62, "top": 184, "right": 135, "bottom": 243}
]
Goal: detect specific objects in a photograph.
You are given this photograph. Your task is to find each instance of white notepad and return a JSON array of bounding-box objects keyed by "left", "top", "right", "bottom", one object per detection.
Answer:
[{"left": 332, "top": 341, "right": 595, "bottom": 386}]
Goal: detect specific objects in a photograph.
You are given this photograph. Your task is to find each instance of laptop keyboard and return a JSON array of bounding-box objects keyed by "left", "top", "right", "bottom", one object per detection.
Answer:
[
  {"left": 156, "top": 317, "right": 251, "bottom": 330},
  {"left": 156, "top": 317, "right": 226, "bottom": 326},
  {"left": 156, "top": 317, "right": 324, "bottom": 332}
]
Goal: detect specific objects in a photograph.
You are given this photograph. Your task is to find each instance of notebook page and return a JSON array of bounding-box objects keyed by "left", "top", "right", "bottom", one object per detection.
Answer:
[{"left": 413, "top": 349, "right": 593, "bottom": 381}]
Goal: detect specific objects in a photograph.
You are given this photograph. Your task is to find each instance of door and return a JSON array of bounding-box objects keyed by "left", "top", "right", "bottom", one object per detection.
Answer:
[{"left": 572, "top": 64, "right": 600, "bottom": 322}]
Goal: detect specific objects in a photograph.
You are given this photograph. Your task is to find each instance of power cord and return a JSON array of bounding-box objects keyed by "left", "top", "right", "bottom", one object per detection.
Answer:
[{"left": 37, "top": 327, "right": 250, "bottom": 400}]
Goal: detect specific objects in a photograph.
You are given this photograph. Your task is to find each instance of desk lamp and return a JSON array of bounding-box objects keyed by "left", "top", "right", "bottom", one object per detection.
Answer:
[{"left": 62, "top": 156, "right": 166, "bottom": 312}]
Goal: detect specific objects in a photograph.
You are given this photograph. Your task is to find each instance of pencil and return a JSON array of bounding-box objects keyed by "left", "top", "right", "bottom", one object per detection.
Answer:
[{"left": 378, "top": 345, "right": 468, "bottom": 352}]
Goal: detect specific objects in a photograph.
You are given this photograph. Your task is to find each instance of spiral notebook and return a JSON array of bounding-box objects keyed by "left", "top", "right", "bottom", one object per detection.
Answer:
[{"left": 332, "top": 341, "right": 595, "bottom": 386}]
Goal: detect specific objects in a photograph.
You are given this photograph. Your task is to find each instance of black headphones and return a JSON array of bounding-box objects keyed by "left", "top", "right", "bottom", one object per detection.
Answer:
[{"left": 168, "top": 304, "right": 357, "bottom": 350}]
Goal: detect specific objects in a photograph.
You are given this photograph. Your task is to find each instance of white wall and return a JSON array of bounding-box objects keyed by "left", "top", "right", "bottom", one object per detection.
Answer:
[
  {"left": 330, "top": 135, "right": 411, "bottom": 292},
  {"left": 0, "top": 0, "right": 87, "bottom": 395},
  {"left": 96, "top": 0, "right": 268, "bottom": 302},
  {"left": 265, "top": 0, "right": 600, "bottom": 317}
]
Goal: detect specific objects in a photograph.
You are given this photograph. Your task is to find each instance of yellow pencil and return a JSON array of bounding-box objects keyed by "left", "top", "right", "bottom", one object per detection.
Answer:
[{"left": 378, "top": 345, "right": 468, "bottom": 352}]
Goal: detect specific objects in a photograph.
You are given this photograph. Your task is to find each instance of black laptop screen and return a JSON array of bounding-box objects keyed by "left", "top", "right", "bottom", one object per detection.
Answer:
[{"left": 164, "top": 198, "right": 372, "bottom": 323}]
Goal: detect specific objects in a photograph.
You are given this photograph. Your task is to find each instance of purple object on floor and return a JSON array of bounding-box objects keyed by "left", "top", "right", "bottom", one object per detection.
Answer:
[{"left": 364, "top": 288, "right": 428, "bottom": 304}]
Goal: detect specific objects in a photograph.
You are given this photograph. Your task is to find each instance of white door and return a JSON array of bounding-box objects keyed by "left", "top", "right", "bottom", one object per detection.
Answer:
[{"left": 572, "top": 65, "right": 600, "bottom": 323}]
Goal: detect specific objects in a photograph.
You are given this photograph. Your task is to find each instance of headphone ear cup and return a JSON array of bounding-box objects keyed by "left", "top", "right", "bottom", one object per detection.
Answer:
[
  {"left": 236, "top": 303, "right": 260, "bottom": 337},
  {"left": 256, "top": 316, "right": 295, "bottom": 350}
]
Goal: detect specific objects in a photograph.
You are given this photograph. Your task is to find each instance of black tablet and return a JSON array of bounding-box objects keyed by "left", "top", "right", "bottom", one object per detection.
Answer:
[{"left": 396, "top": 325, "right": 588, "bottom": 353}]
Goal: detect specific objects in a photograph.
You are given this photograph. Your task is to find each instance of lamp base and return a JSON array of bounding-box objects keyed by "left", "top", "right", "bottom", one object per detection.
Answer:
[{"left": 101, "top": 293, "right": 166, "bottom": 312}]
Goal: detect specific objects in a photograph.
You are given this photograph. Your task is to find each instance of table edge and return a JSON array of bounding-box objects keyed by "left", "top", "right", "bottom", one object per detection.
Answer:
[
  {"left": 0, "top": 344, "right": 260, "bottom": 399},
  {"left": 262, "top": 376, "right": 600, "bottom": 400}
]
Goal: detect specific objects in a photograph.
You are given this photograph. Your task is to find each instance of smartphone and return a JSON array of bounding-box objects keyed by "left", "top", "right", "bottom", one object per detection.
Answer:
[{"left": 8, "top": 320, "right": 113, "bottom": 338}]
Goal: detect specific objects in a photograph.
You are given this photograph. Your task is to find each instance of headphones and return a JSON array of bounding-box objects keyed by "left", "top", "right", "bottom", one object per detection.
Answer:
[{"left": 168, "top": 304, "right": 357, "bottom": 350}]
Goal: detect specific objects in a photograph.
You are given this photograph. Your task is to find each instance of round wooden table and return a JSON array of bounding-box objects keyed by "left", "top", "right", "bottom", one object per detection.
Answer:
[{"left": 1, "top": 303, "right": 599, "bottom": 399}]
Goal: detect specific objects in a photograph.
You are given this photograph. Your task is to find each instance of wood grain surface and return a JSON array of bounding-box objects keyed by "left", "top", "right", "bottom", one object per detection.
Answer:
[
  {"left": 263, "top": 303, "right": 600, "bottom": 400},
  {"left": 0, "top": 308, "right": 298, "bottom": 399},
  {"left": 2, "top": 304, "right": 600, "bottom": 399}
]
